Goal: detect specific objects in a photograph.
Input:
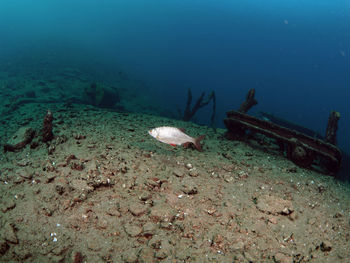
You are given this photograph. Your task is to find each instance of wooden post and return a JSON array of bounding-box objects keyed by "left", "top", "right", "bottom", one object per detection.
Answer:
[{"left": 325, "top": 111, "right": 340, "bottom": 145}]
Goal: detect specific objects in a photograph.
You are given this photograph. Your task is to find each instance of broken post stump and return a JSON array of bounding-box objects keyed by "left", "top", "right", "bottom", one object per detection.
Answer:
[
  {"left": 42, "top": 110, "right": 54, "bottom": 142},
  {"left": 325, "top": 111, "right": 340, "bottom": 145},
  {"left": 238, "top": 88, "right": 258, "bottom": 114}
]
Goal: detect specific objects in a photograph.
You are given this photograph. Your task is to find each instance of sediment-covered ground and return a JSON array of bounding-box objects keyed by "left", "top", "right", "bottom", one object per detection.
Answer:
[{"left": 1, "top": 101, "right": 350, "bottom": 262}]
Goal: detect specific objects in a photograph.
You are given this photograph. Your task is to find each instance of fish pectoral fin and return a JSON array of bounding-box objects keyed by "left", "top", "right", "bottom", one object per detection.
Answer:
[
  {"left": 183, "top": 142, "right": 191, "bottom": 148},
  {"left": 169, "top": 143, "right": 177, "bottom": 147}
]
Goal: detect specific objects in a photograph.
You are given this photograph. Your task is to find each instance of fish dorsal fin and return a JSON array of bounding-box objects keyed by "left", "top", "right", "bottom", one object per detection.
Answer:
[{"left": 179, "top": 128, "right": 186, "bottom": 133}]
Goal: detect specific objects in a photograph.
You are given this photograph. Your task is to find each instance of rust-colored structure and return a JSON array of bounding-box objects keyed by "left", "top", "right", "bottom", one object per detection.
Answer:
[{"left": 224, "top": 110, "right": 342, "bottom": 175}]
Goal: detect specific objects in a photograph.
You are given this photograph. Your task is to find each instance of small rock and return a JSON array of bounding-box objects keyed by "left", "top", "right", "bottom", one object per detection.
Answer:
[
  {"left": 173, "top": 168, "right": 185, "bottom": 178},
  {"left": 188, "top": 170, "right": 199, "bottom": 177},
  {"left": 138, "top": 247, "right": 155, "bottom": 263},
  {"left": 55, "top": 184, "right": 65, "bottom": 195},
  {"left": 334, "top": 212, "right": 343, "bottom": 218},
  {"left": 286, "top": 167, "right": 297, "bottom": 173},
  {"left": 231, "top": 241, "right": 245, "bottom": 251},
  {"left": 124, "top": 224, "right": 142, "bottom": 237},
  {"left": 70, "top": 179, "right": 94, "bottom": 193},
  {"left": 71, "top": 251, "right": 83, "bottom": 263},
  {"left": 142, "top": 222, "right": 156, "bottom": 236},
  {"left": 16, "top": 168, "right": 33, "bottom": 180},
  {"left": 155, "top": 246, "right": 170, "bottom": 259},
  {"left": 122, "top": 250, "right": 138, "bottom": 263},
  {"left": 3, "top": 222, "right": 18, "bottom": 244},
  {"left": 129, "top": 203, "right": 148, "bottom": 217},
  {"left": 150, "top": 204, "right": 174, "bottom": 222},
  {"left": 1, "top": 200, "right": 16, "bottom": 213},
  {"left": 320, "top": 241, "right": 332, "bottom": 252},
  {"left": 106, "top": 206, "right": 121, "bottom": 217},
  {"left": 70, "top": 162, "right": 84, "bottom": 171},
  {"left": 139, "top": 192, "right": 152, "bottom": 201},
  {"left": 185, "top": 163, "right": 193, "bottom": 170},
  {"left": 0, "top": 239, "right": 9, "bottom": 255},
  {"left": 256, "top": 195, "right": 293, "bottom": 215},
  {"left": 181, "top": 179, "right": 198, "bottom": 195},
  {"left": 274, "top": 252, "right": 293, "bottom": 263},
  {"left": 309, "top": 218, "right": 316, "bottom": 225},
  {"left": 48, "top": 145, "right": 55, "bottom": 154}
]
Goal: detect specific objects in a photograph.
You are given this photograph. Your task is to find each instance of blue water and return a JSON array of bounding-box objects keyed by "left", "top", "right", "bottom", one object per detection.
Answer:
[{"left": 1, "top": 0, "right": 349, "bottom": 152}]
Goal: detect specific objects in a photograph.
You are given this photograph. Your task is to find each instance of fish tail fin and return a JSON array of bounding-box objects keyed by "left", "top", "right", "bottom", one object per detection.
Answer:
[{"left": 194, "top": 135, "right": 205, "bottom": 151}]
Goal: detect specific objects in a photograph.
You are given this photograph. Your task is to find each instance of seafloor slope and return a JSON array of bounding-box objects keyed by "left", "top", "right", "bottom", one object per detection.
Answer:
[{"left": 0, "top": 102, "right": 349, "bottom": 262}]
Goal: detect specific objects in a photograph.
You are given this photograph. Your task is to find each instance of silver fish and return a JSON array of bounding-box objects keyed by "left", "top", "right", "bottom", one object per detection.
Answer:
[{"left": 148, "top": 126, "right": 205, "bottom": 151}]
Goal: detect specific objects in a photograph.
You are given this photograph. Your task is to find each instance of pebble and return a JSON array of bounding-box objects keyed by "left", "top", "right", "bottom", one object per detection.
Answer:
[
  {"left": 256, "top": 195, "right": 293, "bottom": 215},
  {"left": 129, "top": 203, "right": 149, "bottom": 217},
  {"left": 124, "top": 224, "right": 142, "bottom": 237},
  {"left": 173, "top": 168, "right": 185, "bottom": 178},
  {"left": 142, "top": 222, "right": 156, "bottom": 236},
  {"left": 231, "top": 241, "right": 244, "bottom": 251},
  {"left": 150, "top": 204, "right": 174, "bottom": 222},
  {"left": 188, "top": 170, "right": 199, "bottom": 177},
  {"left": 16, "top": 168, "right": 33, "bottom": 180},
  {"left": 185, "top": 163, "right": 193, "bottom": 170},
  {"left": 181, "top": 179, "right": 198, "bottom": 195},
  {"left": 138, "top": 247, "right": 155, "bottom": 263},
  {"left": 0, "top": 239, "right": 9, "bottom": 255},
  {"left": 122, "top": 250, "right": 138, "bottom": 263},
  {"left": 1, "top": 200, "right": 16, "bottom": 213},
  {"left": 320, "top": 241, "right": 332, "bottom": 252},
  {"left": 274, "top": 252, "right": 292, "bottom": 263},
  {"left": 3, "top": 222, "right": 18, "bottom": 244}
]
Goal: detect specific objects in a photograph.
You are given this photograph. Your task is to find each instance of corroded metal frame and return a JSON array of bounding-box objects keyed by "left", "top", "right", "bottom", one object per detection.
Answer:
[{"left": 224, "top": 110, "right": 342, "bottom": 175}]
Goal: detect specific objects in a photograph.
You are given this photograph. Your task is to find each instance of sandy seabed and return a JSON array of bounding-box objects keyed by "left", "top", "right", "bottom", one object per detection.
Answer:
[{"left": 0, "top": 102, "right": 350, "bottom": 263}]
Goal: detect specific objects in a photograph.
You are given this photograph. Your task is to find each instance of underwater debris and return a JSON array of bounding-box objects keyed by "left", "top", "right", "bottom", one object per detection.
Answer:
[
  {"left": 83, "top": 82, "right": 120, "bottom": 108},
  {"left": 3, "top": 127, "right": 35, "bottom": 152},
  {"left": 238, "top": 88, "right": 258, "bottom": 113},
  {"left": 181, "top": 88, "right": 216, "bottom": 128},
  {"left": 224, "top": 89, "right": 342, "bottom": 174},
  {"left": 325, "top": 111, "right": 340, "bottom": 145},
  {"left": 42, "top": 110, "right": 54, "bottom": 142},
  {"left": 224, "top": 110, "right": 342, "bottom": 175},
  {"left": 259, "top": 111, "right": 324, "bottom": 139}
]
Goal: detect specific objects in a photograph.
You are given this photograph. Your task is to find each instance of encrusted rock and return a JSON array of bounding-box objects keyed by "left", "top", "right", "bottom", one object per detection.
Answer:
[
  {"left": 142, "top": 222, "right": 157, "bottom": 237},
  {"left": 273, "top": 252, "right": 293, "bottom": 263},
  {"left": 129, "top": 203, "right": 149, "bottom": 217},
  {"left": 320, "top": 241, "right": 332, "bottom": 252},
  {"left": 138, "top": 247, "right": 155, "bottom": 263},
  {"left": 150, "top": 204, "right": 175, "bottom": 222},
  {"left": 71, "top": 251, "right": 83, "bottom": 263},
  {"left": 173, "top": 168, "right": 185, "bottom": 178},
  {"left": 231, "top": 240, "right": 245, "bottom": 251},
  {"left": 0, "top": 239, "right": 9, "bottom": 255},
  {"left": 154, "top": 240, "right": 172, "bottom": 259},
  {"left": 124, "top": 224, "right": 142, "bottom": 237},
  {"left": 0, "top": 200, "right": 16, "bottom": 213},
  {"left": 16, "top": 168, "right": 33, "bottom": 180},
  {"left": 70, "top": 179, "right": 94, "bottom": 193},
  {"left": 122, "top": 250, "right": 138, "bottom": 263},
  {"left": 3, "top": 222, "right": 18, "bottom": 244},
  {"left": 4, "top": 127, "right": 35, "bottom": 152},
  {"left": 256, "top": 195, "right": 294, "bottom": 216},
  {"left": 181, "top": 178, "right": 198, "bottom": 195}
]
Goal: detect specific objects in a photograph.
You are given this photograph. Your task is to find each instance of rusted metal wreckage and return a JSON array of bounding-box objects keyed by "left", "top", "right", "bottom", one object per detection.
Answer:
[{"left": 224, "top": 89, "right": 342, "bottom": 175}]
